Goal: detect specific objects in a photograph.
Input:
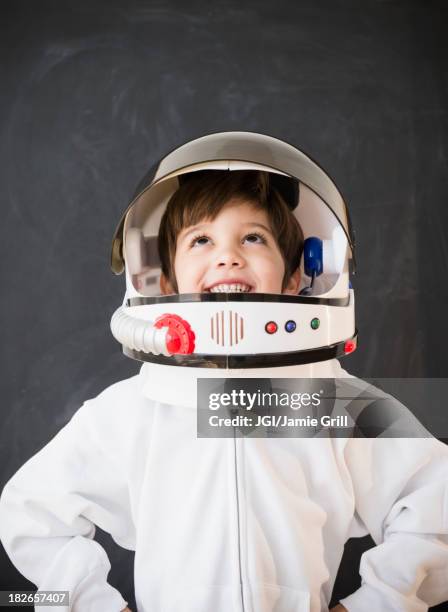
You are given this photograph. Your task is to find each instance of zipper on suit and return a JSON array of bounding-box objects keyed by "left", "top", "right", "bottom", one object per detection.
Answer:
[{"left": 232, "top": 421, "right": 246, "bottom": 612}]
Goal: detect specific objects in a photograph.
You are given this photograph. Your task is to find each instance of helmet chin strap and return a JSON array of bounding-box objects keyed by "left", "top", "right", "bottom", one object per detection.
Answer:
[{"left": 140, "top": 359, "right": 346, "bottom": 409}]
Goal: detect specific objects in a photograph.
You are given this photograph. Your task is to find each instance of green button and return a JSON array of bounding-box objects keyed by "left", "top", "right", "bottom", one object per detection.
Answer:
[{"left": 310, "top": 317, "right": 320, "bottom": 330}]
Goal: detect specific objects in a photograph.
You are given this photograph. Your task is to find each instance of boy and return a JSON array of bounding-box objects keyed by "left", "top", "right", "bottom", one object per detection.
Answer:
[
  {"left": 1, "top": 167, "right": 447, "bottom": 612},
  {"left": 158, "top": 170, "right": 303, "bottom": 297}
]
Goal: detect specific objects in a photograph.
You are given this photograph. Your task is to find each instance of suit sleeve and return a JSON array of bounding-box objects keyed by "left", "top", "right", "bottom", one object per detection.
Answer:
[
  {"left": 0, "top": 401, "right": 133, "bottom": 612},
  {"left": 339, "top": 437, "right": 448, "bottom": 612}
]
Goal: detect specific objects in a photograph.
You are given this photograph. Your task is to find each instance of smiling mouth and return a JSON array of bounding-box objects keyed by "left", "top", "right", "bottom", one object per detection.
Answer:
[{"left": 204, "top": 282, "right": 253, "bottom": 293}]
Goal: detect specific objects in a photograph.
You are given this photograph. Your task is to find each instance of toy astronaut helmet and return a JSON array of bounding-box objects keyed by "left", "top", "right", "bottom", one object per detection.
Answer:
[{"left": 110, "top": 131, "right": 357, "bottom": 369}]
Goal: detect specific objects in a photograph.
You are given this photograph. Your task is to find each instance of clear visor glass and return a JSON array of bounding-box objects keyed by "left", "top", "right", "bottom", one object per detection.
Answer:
[{"left": 123, "top": 172, "right": 351, "bottom": 299}]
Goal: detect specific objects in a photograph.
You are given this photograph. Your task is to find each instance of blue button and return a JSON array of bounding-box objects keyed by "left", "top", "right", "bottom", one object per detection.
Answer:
[{"left": 285, "top": 320, "right": 296, "bottom": 333}]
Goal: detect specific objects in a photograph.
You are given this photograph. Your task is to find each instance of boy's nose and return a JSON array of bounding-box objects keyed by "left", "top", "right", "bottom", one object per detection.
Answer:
[{"left": 216, "top": 250, "right": 245, "bottom": 268}]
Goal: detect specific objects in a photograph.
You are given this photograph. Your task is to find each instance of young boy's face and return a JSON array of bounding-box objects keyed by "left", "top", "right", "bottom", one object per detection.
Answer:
[{"left": 160, "top": 200, "right": 300, "bottom": 295}]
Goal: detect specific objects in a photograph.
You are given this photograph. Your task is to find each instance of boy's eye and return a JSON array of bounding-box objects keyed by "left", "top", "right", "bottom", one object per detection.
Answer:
[
  {"left": 190, "top": 235, "right": 211, "bottom": 247},
  {"left": 189, "top": 232, "right": 267, "bottom": 248},
  {"left": 244, "top": 232, "right": 266, "bottom": 244}
]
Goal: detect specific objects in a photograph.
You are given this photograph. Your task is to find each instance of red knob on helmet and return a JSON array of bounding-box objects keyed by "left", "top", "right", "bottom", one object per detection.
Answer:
[{"left": 154, "top": 314, "right": 196, "bottom": 355}]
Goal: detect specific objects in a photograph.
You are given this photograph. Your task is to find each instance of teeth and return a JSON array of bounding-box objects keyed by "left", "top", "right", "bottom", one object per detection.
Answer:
[{"left": 209, "top": 283, "right": 251, "bottom": 293}]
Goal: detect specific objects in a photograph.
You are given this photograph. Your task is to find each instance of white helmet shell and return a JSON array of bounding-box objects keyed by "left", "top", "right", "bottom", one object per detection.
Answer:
[{"left": 110, "top": 131, "right": 357, "bottom": 369}]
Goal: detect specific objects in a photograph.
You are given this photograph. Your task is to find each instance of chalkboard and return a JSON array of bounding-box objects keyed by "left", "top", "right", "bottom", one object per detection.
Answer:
[{"left": 1, "top": 0, "right": 447, "bottom": 610}]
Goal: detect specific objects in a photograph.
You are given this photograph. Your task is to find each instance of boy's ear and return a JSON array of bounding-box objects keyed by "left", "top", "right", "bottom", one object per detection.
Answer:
[
  {"left": 282, "top": 268, "right": 301, "bottom": 295},
  {"left": 160, "top": 274, "right": 175, "bottom": 295}
]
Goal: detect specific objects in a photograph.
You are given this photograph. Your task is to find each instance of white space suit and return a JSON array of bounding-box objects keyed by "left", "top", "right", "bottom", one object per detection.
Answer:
[{"left": 1, "top": 359, "right": 447, "bottom": 612}]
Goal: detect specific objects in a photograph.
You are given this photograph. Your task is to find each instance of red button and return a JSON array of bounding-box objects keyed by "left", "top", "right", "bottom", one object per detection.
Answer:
[
  {"left": 344, "top": 339, "right": 357, "bottom": 354},
  {"left": 265, "top": 321, "right": 278, "bottom": 334}
]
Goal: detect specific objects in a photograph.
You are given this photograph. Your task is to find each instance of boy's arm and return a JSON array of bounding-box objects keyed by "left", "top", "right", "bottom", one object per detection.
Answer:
[
  {"left": 0, "top": 401, "right": 131, "bottom": 612},
  {"left": 339, "top": 437, "right": 448, "bottom": 612}
]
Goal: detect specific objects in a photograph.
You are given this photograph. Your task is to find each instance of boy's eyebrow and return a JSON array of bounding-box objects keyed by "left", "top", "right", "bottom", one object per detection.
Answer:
[
  {"left": 241, "top": 222, "right": 273, "bottom": 234},
  {"left": 180, "top": 221, "right": 273, "bottom": 242},
  {"left": 179, "top": 224, "right": 209, "bottom": 242}
]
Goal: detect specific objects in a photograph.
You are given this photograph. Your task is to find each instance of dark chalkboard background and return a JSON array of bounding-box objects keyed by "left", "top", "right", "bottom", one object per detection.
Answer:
[{"left": 1, "top": 0, "right": 447, "bottom": 610}]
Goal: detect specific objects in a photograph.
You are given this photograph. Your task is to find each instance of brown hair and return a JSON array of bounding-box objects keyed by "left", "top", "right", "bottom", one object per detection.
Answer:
[{"left": 157, "top": 170, "right": 304, "bottom": 293}]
